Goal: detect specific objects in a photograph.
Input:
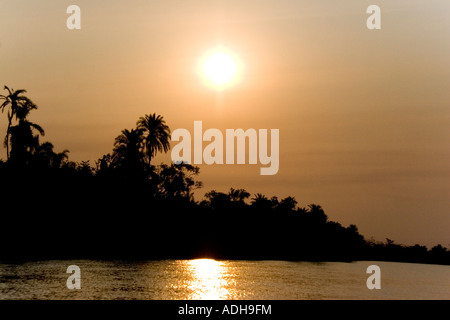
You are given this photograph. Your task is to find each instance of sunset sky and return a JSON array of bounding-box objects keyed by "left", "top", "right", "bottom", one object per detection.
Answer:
[{"left": 0, "top": 0, "right": 449, "bottom": 247}]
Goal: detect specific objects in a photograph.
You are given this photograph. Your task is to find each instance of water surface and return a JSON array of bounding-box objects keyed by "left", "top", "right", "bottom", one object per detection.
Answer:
[{"left": 0, "top": 260, "right": 449, "bottom": 300}]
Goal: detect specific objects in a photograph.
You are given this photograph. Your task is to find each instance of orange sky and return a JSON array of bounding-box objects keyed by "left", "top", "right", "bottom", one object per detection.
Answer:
[{"left": 0, "top": 0, "right": 449, "bottom": 247}]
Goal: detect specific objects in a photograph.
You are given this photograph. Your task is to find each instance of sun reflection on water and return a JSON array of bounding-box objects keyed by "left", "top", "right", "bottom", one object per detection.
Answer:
[{"left": 182, "top": 259, "right": 234, "bottom": 300}]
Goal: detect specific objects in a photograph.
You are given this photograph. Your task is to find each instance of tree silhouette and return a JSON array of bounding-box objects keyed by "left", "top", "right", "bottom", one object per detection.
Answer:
[
  {"left": 157, "top": 162, "right": 202, "bottom": 200},
  {"left": 95, "top": 153, "right": 114, "bottom": 177},
  {"left": 33, "top": 142, "right": 69, "bottom": 169},
  {"left": 203, "top": 190, "right": 230, "bottom": 212},
  {"left": 307, "top": 204, "right": 328, "bottom": 223},
  {"left": 204, "top": 188, "right": 250, "bottom": 213},
  {"left": 251, "top": 193, "right": 272, "bottom": 213},
  {"left": 228, "top": 188, "right": 250, "bottom": 204},
  {"left": 137, "top": 113, "right": 171, "bottom": 166},
  {"left": 276, "top": 196, "right": 298, "bottom": 214},
  {"left": 9, "top": 99, "right": 44, "bottom": 165},
  {"left": 112, "top": 128, "right": 145, "bottom": 176},
  {"left": 0, "top": 86, "right": 32, "bottom": 160},
  {"left": 0, "top": 89, "right": 448, "bottom": 265}
]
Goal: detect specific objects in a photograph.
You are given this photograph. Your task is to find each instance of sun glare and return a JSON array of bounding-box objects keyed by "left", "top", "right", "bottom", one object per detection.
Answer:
[
  {"left": 185, "top": 259, "right": 232, "bottom": 299},
  {"left": 199, "top": 47, "right": 241, "bottom": 90}
]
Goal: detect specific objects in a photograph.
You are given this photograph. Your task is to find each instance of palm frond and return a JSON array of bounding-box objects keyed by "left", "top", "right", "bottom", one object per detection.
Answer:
[{"left": 29, "top": 122, "right": 45, "bottom": 136}]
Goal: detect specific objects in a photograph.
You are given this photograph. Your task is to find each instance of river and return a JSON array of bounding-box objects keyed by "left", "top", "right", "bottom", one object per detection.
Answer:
[{"left": 0, "top": 260, "right": 449, "bottom": 299}]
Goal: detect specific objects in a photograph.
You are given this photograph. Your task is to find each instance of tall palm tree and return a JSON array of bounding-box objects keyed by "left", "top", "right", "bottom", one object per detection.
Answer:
[
  {"left": 112, "top": 128, "right": 145, "bottom": 171},
  {"left": 136, "top": 114, "right": 171, "bottom": 166},
  {"left": 0, "top": 86, "right": 31, "bottom": 159},
  {"left": 8, "top": 98, "right": 44, "bottom": 164}
]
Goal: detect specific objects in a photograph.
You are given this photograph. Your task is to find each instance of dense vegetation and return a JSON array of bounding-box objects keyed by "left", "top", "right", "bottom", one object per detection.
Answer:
[{"left": 0, "top": 86, "right": 448, "bottom": 265}]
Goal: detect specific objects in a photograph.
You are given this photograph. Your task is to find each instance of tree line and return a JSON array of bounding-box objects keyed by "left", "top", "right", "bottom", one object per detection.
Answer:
[{"left": 0, "top": 86, "right": 448, "bottom": 265}]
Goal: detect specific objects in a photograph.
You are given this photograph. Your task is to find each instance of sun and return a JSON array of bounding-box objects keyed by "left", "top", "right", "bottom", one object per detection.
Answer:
[
  {"left": 204, "top": 52, "right": 236, "bottom": 86},
  {"left": 199, "top": 47, "right": 241, "bottom": 90}
]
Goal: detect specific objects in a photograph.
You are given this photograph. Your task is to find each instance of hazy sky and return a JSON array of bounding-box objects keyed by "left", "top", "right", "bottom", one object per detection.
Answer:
[{"left": 0, "top": 1, "right": 449, "bottom": 247}]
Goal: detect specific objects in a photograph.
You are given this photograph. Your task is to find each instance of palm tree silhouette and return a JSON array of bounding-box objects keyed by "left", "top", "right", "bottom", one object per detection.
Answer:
[
  {"left": 34, "top": 142, "right": 69, "bottom": 168},
  {"left": 0, "top": 86, "right": 31, "bottom": 160},
  {"left": 252, "top": 193, "right": 269, "bottom": 203},
  {"left": 228, "top": 188, "right": 250, "bottom": 203},
  {"left": 112, "top": 128, "right": 145, "bottom": 171},
  {"left": 9, "top": 99, "right": 44, "bottom": 164},
  {"left": 137, "top": 114, "right": 171, "bottom": 166},
  {"left": 251, "top": 193, "right": 273, "bottom": 212}
]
